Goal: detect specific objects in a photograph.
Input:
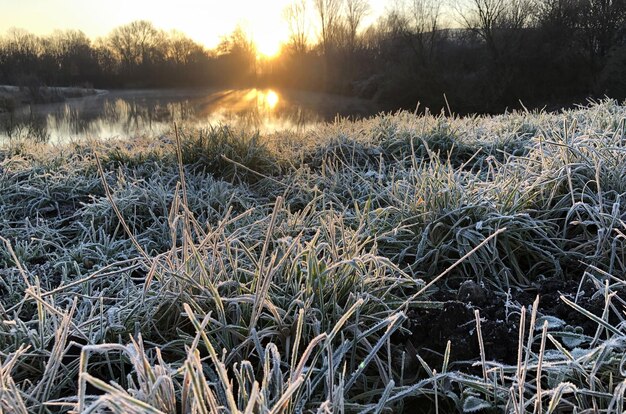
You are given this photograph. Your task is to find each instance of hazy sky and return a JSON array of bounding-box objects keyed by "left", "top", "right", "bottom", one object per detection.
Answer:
[{"left": 0, "top": 0, "right": 392, "bottom": 51}]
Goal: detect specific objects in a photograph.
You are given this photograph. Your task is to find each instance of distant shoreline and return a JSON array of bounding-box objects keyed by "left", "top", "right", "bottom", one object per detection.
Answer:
[{"left": 0, "top": 85, "right": 106, "bottom": 112}]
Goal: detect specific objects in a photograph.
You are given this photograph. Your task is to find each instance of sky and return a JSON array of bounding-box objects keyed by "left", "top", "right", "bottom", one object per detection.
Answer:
[{"left": 0, "top": 0, "right": 392, "bottom": 53}]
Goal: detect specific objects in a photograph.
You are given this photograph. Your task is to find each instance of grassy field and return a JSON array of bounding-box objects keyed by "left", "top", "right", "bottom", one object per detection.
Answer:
[{"left": 1, "top": 100, "right": 625, "bottom": 413}]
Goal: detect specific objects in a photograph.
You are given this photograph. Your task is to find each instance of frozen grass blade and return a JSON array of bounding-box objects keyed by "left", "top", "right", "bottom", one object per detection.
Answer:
[{"left": 1, "top": 101, "right": 626, "bottom": 413}]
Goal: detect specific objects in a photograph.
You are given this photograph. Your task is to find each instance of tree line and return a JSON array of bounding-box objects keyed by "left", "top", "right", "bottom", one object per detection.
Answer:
[
  {"left": 0, "top": 22, "right": 250, "bottom": 90},
  {"left": 1, "top": 0, "right": 625, "bottom": 113}
]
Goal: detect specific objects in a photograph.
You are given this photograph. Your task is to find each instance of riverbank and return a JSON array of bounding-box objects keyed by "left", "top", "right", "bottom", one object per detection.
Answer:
[
  {"left": 0, "top": 85, "right": 103, "bottom": 112},
  {"left": 1, "top": 101, "right": 625, "bottom": 412}
]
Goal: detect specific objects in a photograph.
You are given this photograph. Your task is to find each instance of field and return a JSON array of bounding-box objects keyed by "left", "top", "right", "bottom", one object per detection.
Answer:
[{"left": 1, "top": 100, "right": 625, "bottom": 413}]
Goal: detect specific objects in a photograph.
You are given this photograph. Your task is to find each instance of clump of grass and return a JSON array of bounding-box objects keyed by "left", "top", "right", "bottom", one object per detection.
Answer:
[{"left": 177, "top": 125, "right": 282, "bottom": 183}]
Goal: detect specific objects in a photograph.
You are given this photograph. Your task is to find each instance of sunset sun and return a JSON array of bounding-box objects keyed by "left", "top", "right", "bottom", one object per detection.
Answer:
[
  {"left": 255, "top": 35, "right": 283, "bottom": 58},
  {"left": 247, "top": 9, "right": 289, "bottom": 58}
]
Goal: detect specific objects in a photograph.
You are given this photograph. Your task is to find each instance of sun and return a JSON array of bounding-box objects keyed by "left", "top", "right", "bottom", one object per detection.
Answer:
[
  {"left": 254, "top": 34, "right": 283, "bottom": 58},
  {"left": 248, "top": 9, "right": 288, "bottom": 58}
]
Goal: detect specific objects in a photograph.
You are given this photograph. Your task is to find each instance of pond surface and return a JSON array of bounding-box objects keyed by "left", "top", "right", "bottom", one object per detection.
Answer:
[{"left": 0, "top": 88, "right": 380, "bottom": 142}]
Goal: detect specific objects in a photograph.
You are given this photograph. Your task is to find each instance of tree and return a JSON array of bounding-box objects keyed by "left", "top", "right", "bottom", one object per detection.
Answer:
[
  {"left": 106, "top": 21, "right": 165, "bottom": 69},
  {"left": 1, "top": 28, "right": 43, "bottom": 83},
  {"left": 165, "top": 30, "right": 205, "bottom": 65},
  {"left": 344, "top": 0, "right": 370, "bottom": 52},
  {"left": 581, "top": 0, "right": 626, "bottom": 62},
  {"left": 314, "top": 0, "right": 342, "bottom": 54},
  {"left": 45, "top": 30, "right": 96, "bottom": 83},
  {"left": 397, "top": 0, "right": 443, "bottom": 63},
  {"left": 284, "top": 0, "right": 309, "bottom": 54},
  {"left": 454, "top": 0, "right": 533, "bottom": 60},
  {"left": 5, "top": 28, "right": 41, "bottom": 56},
  {"left": 534, "top": 0, "right": 626, "bottom": 85},
  {"left": 216, "top": 27, "right": 256, "bottom": 85},
  {"left": 217, "top": 26, "right": 255, "bottom": 57}
]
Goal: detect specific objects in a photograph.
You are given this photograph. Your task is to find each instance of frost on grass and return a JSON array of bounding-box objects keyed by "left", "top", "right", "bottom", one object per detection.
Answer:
[{"left": 0, "top": 101, "right": 625, "bottom": 413}]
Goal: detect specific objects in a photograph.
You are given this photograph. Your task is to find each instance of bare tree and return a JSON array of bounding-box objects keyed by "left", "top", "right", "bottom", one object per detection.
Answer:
[
  {"left": 534, "top": 0, "right": 580, "bottom": 28},
  {"left": 216, "top": 26, "right": 256, "bottom": 81},
  {"left": 4, "top": 28, "right": 41, "bottom": 56},
  {"left": 1, "top": 28, "right": 43, "bottom": 84},
  {"left": 535, "top": 0, "right": 625, "bottom": 62},
  {"left": 344, "top": 0, "right": 370, "bottom": 52},
  {"left": 45, "top": 30, "right": 94, "bottom": 81},
  {"left": 408, "top": 0, "right": 441, "bottom": 35},
  {"left": 283, "top": 0, "right": 309, "bottom": 54},
  {"left": 314, "top": 0, "right": 342, "bottom": 54},
  {"left": 378, "top": 6, "right": 412, "bottom": 40},
  {"left": 453, "top": 0, "right": 533, "bottom": 59},
  {"left": 404, "top": 0, "right": 443, "bottom": 61},
  {"left": 47, "top": 30, "right": 91, "bottom": 56},
  {"left": 217, "top": 26, "right": 255, "bottom": 57},
  {"left": 165, "top": 30, "right": 204, "bottom": 65},
  {"left": 106, "top": 21, "right": 165, "bottom": 68},
  {"left": 582, "top": 0, "right": 626, "bottom": 60},
  {"left": 454, "top": 0, "right": 506, "bottom": 56}
]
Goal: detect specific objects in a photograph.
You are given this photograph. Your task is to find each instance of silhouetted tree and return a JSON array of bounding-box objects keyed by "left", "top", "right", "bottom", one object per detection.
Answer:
[
  {"left": 314, "top": 0, "right": 343, "bottom": 55},
  {"left": 105, "top": 21, "right": 165, "bottom": 71},
  {"left": 344, "top": 0, "right": 370, "bottom": 53},
  {"left": 581, "top": 0, "right": 626, "bottom": 80},
  {"left": 396, "top": 0, "right": 443, "bottom": 64},
  {"left": 454, "top": 0, "right": 533, "bottom": 60},
  {"left": 1, "top": 28, "right": 42, "bottom": 83},
  {"left": 284, "top": 0, "right": 309, "bottom": 54},
  {"left": 165, "top": 30, "right": 204, "bottom": 65},
  {"left": 45, "top": 30, "right": 97, "bottom": 85},
  {"left": 216, "top": 27, "right": 256, "bottom": 86}
]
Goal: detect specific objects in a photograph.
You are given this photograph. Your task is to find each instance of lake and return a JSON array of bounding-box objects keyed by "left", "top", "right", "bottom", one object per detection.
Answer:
[{"left": 0, "top": 88, "right": 381, "bottom": 143}]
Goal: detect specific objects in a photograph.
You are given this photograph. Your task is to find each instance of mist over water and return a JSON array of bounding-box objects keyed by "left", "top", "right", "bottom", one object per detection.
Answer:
[{"left": 0, "top": 88, "right": 379, "bottom": 143}]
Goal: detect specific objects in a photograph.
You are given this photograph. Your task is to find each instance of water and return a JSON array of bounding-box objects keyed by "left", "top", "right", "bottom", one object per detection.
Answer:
[{"left": 0, "top": 88, "right": 379, "bottom": 143}]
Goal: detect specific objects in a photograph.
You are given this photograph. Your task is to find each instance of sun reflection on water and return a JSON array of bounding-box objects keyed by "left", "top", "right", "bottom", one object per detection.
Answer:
[
  {"left": 0, "top": 87, "right": 376, "bottom": 143},
  {"left": 243, "top": 89, "right": 279, "bottom": 111},
  {"left": 265, "top": 90, "right": 279, "bottom": 109}
]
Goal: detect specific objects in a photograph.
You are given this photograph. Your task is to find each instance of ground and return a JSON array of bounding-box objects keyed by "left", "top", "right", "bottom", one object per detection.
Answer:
[{"left": 1, "top": 101, "right": 625, "bottom": 413}]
